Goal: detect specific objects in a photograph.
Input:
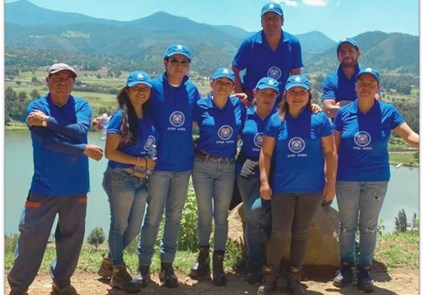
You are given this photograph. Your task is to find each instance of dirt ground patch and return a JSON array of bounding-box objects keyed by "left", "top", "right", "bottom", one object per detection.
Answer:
[{"left": 4, "top": 265, "right": 419, "bottom": 295}]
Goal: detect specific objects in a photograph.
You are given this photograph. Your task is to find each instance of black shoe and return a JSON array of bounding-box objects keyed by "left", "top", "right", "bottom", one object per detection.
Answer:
[
  {"left": 189, "top": 246, "right": 210, "bottom": 279},
  {"left": 133, "top": 265, "right": 150, "bottom": 288},
  {"left": 333, "top": 261, "right": 354, "bottom": 288},
  {"left": 257, "top": 265, "right": 277, "bottom": 295},
  {"left": 212, "top": 251, "right": 227, "bottom": 286},
  {"left": 287, "top": 266, "right": 305, "bottom": 295},
  {"left": 247, "top": 262, "right": 263, "bottom": 284},
  {"left": 9, "top": 291, "right": 29, "bottom": 295},
  {"left": 52, "top": 282, "right": 78, "bottom": 295},
  {"left": 159, "top": 262, "right": 179, "bottom": 288},
  {"left": 357, "top": 265, "right": 374, "bottom": 293}
]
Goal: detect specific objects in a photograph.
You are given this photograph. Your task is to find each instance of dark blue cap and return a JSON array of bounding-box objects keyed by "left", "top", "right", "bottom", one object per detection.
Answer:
[
  {"left": 261, "top": 2, "right": 284, "bottom": 16},
  {"left": 212, "top": 67, "right": 235, "bottom": 83},
  {"left": 164, "top": 44, "right": 191, "bottom": 61},
  {"left": 126, "top": 70, "right": 152, "bottom": 87},
  {"left": 356, "top": 68, "right": 380, "bottom": 83},
  {"left": 285, "top": 75, "right": 311, "bottom": 91},
  {"left": 337, "top": 38, "right": 359, "bottom": 53},
  {"left": 256, "top": 77, "right": 280, "bottom": 95}
]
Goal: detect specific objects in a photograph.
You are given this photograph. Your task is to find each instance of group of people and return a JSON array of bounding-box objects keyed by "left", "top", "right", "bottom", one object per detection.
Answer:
[{"left": 7, "top": 2, "right": 419, "bottom": 295}]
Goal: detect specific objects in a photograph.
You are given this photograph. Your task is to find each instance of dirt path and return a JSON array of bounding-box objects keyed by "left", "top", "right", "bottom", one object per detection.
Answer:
[{"left": 4, "top": 266, "right": 418, "bottom": 295}]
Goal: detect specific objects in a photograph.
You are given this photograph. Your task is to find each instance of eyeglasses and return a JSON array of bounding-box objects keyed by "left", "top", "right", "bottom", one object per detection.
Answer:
[{"left": 169, "top": 59, "right": 190, "bottom": 66}]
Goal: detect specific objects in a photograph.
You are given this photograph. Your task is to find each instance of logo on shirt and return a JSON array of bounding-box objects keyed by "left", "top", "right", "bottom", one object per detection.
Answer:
[
  {"left": 254, "top": 132, "right": 264, "bottom": 148},
  {"left": 169, "top": 111, "right": 185, "bottom": 127},
  {"left": 354, "top": 131, "right": 371, "bottom": 147},
  {"left": 288, "top": 137, "right": 305, "bottom": 153},
  {"left": 144, "top": 135, "right": 156, "bottom": 151},
  {"left": 218, "top": 125, "right": 233, "bottom": 140},
  {"left": 267, "top": 67, "right": 282, "bottom": 81}
]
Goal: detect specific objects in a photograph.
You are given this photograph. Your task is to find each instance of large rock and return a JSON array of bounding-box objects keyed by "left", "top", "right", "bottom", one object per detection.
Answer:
[{"left": 228, "top": 203, "right": 340, "bottom": 267}]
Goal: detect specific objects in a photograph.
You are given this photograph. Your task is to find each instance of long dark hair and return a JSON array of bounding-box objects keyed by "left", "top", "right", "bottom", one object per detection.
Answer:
[{"left": 278, "top": 91, "right": 313, "bottom": 120}]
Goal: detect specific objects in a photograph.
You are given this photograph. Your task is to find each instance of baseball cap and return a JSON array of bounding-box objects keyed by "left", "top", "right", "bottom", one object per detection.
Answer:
[
  {"left": 285, "top": 75, "right": 311, "bottom": 91},
  {"left": 256, "top": 77, "right": 280, "bottom": 95},
  {"left": 164, "top": 44, "right": 192, "bottom": 61},
  {"left": 212, "top": 67, "right": 235, "bottom": 83},
  {"left": 48, "top": 63, "right": 77, "bottom": 78},
  {"left": 126, "top": 70, "right": 152, "bottom": 87},
  {"left": 356, "top": 68, "right": 380, "bottom": 84},
  {"left": 261, "top": 2, "right": 284, "bottom": 16},
  {"left": 337, "top": 38, "right": 359, "bottom": 54}
]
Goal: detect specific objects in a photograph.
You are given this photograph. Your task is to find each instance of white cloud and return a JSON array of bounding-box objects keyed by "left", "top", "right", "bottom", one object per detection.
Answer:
[
  {"left": 302, "top": 0, "right": 328, "bottom": 6},
  {"left": 281, "top": 0, "right": 299, "bottom": 7}
]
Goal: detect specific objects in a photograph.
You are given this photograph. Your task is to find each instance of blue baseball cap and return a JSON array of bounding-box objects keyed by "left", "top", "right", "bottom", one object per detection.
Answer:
[
  {"left": 256, "top": 77, "right": 280, "bottom": 95},
  {"left": 356, "top": 68, "right": 380, "bottom": 84},
  {"left": 337, "top": 38, "right": 359, "bottom": 54},
  {"left": 212, "top": 67, "right": 235, "bottom": 83},
  {"left": 261, "top": 2, "right": 284, "bottom": 16},
  {"left": 164, "top": 44, "right": 192, "bottom": 61},
  {"left": 126, "top": 70, "right": 152, "bottom": 87},
  {"left": 285, "top": 75, "right": 311, "bottom": 91}
]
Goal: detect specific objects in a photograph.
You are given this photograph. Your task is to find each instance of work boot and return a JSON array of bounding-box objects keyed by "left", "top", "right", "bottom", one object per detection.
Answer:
[
  {"left": 97, "top": 256, "right": 113, "bottom": 279},
  {"left": 110, "top": 264, "right": 141, "bottom": 293},
  {"left": 212, "top": 250, "right": 227, "bottom": 286},
  {"left": 333, "top": 261, "right": 354, "bottom": 288},
  {"left": 357, "top": 265, "right": 374, "bottom": 293},
  {"left": 257, "top": 265, "right": 277, "bottom": 295},
  {"left": 52, "top": 282, "right": 78, "bottom": 295},
  {"left": 189, "top": 246, "right": 210, "bottom": 279},
  {"left": 133, "top": 265, "right": 150, "bottom": 288},
  {"left": 159, "top": 262, "right": 179, "bottom": 288},
  {"left": 246, "top": 262, "right": 263, "bottom": 284},
  {"left": 286, "top": 266, "right": 305, "bottom": 295}
]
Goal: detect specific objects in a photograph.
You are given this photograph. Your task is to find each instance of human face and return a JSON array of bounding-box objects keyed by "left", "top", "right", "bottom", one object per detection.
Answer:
[
  {"left": 47, "top": 70, "right": 74, "bottom": 103},
  {"left": 164, "top": 54, "right": 190, "bottom": 80},
  {"left": 355, "top": 74, "right": 379, "bottom": 99},
  {"left": 337, "top": 44, "right": 360, "bottom": 67},
  {"left": 126, "top": 84, "right": 151, "bottom": 108},
  {"left": 261, "top": 12, "right": 283, "bottom": 35},
  {"left": 285, "top": 86, "right": 310, "bottom": 110},
  {"left": 255, "top": 88, "right": 278, "bottom": 112},
  {"left": 210, "top": 78, "right": 234, "bottom": 98}
]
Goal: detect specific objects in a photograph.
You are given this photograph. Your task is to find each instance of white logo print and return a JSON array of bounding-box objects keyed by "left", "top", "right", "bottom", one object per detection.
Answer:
[
  {"left": 169, "top": 111, "right": 185, "bottom": 127},
  {"left": 354, "top": 131, "right": 371, "bottom": 147},
  {"left": 218, "top": 125, "right": 233, "bottom": 140},
  {"left": 144, "top": 135, "right": 156, "bottom": 151},
  {"left": 267, "top": 67, "right": 282, "bottom": 80},
  {"left": 288, "top": 137, "right": 305, "bottom": 153},
  {"left": 254, "top": 133, "right": 264, "bottom": 148}
]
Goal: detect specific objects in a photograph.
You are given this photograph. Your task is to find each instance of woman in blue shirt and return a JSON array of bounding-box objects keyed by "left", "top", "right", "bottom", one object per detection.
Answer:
[
  {"left": 258, "top": 75, "right": 337, "bottom": 295},
  {"left": 332, "top": 68, "right": 419, "bottom": 293},
  {"left": 97, "top": 71, "right": 158, "bottom": 293},
  {"left": 189, "top": 68, "right": 246, "bottom": 286}
]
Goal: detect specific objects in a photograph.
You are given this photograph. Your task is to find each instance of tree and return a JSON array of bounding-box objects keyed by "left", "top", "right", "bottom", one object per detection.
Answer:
[
  {"left": 395, "top": 209, "right": 408, "bottom": 232},
  {"left": 87, "top": 227, "right": 105, "bottom": 250}
]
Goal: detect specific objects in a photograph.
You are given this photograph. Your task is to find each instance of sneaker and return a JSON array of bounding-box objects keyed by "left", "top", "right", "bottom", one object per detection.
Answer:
[
  {"left": 52, "top": 282, "right": 77, "bottom": 295},
  {"left": 333, "top": 262, "right": 354, "bottom": 288},
  {"left": 133, "top": 265, "right": 151, "bottom": 288},
  {"left": 287, "top": 266, "right": 305, "bottom": 295},
  {"left": 159, "top": 262, "right": 179, "bottom": 288},
  {"left": 97, "top": 256, "right": 113, "bottom": 279},
  {"left": 357, "top": 265, "right": 374, "bottom": 293},
  {"left": 257, "top": 265, "right": 277, "bottom": 295}
]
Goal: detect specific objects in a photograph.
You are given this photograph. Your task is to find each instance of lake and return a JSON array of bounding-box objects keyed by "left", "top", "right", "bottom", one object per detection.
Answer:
[{"left": 4, "top": 130, "right": 420, "bottom": 237}]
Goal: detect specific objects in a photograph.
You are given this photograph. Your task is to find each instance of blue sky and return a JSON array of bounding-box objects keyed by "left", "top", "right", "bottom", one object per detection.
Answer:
[{"left": 4, "top": 0, "right": 419, "bottom": 41}]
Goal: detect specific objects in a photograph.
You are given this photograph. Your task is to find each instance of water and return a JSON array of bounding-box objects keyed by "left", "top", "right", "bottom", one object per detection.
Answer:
[{"left": 4, "top": 130, "right": 420, "bottom": 237}]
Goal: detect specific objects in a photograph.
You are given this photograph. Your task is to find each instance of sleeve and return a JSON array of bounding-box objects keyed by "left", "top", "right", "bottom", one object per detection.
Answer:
[
  {"left": 291, "top": 37, "right": 303, "bottom": 69},
  {"left": 320, "top": 112, "right": 334, "bottom": 136},
  {"left": 264, "top": 114, "right": 279, "bottom": 138},
  {"left": 106, "top": 110, "right": 123, "bottom": 135},
  {"left": 322, "top": 75, "right": 336, "bottom": 101},
  {"left": 232, "top": 38, "right": 251, "bottom": 70},
  {"left": 333, "top": 109, "right": 342, "bottom": 132},
  {"left": 30, "top": 126, "right": 86, "bottom": 154},
  {"left": 389, "top": 104, "right": 406, "bottom": 129}
]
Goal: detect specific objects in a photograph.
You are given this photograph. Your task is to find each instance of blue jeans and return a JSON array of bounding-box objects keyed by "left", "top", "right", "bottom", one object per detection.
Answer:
[
  {"left": 138, "top": 170, "right": 191, "bottom": 265},
  {"left": 336, "top": 181, "right": 388, "bottom": 267},
  {"left": 192, "top": 157, "right": 235, "bottom": 251},
  {"left": 8, "top": 194, "right": 87, "bottom": 292},
  {"left": 237, "top": 175, "right": 271, "bottom": 269},
  {"left": 102, "top": 167, "right": 147, "bottom": 266}
]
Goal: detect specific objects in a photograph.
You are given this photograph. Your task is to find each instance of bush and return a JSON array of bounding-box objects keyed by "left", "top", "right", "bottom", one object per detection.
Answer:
[{"left": 87, "top": 227, "right": 106, "bottom": 250}]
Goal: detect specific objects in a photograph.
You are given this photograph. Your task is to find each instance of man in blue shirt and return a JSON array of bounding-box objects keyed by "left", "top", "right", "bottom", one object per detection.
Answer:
[
  {"left": 7, "top": 63, "right": 103, "bottom": 295},
  {"left": 231, "top": 2, "right": 303, "bottom": 105}
]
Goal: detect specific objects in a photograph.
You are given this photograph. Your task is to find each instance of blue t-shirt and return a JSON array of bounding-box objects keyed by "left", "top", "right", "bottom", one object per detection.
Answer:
[
  {"left": 333, "top": 100, "right": 405, "bottom": 181},
  {"left": 27, "top": 94, "right": 91, "bottom": 196},
  {"left": 265, "top": 109, "right": 333, "bottom": 194},
  {"left": 232, "top": 30, "right": 303, "bottom": 102},
  {"left": 322, "top": 64, "right": 361, "bottom": 103},
  {"left": 148, "top": 72, "right": 200, "bottom": 172},
  {"left": 236, "top": 105, "right": 278, "bottom": 178},
  {"left": 106, "top": 109, "right": 159, "bottom": 169},
  {"left": 194, "top": 94, "right": 246, "bottom": 158}
]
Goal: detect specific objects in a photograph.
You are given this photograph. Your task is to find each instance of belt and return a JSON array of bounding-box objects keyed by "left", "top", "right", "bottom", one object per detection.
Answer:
[{"left": 195, "top": 149, "right": 234, "bottom": 163}]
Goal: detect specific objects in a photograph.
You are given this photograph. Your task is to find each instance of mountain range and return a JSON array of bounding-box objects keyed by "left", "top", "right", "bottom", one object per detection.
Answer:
[{"left": 5, "top": 0, "right": 419, "bottom": 76}]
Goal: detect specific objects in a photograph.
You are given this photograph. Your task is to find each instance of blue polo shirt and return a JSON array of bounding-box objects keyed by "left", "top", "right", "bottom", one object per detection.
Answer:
[
  {"left": 27, "top": 94, "right": 91, "bottom": 196},
  {"left": 265, "top": 109, "right": 333, "bottom": 194},
  {"left": 322, "top": 64, "right": 361, "bottom": 102},
  {"left": 333, "top": 100, "right": 405, "bottom": 181},
  {"left": 232, "top": 30, "right": 303, "bottom": 102},
  {"left": 194, "top": 94, "right": 246, "bottom": 158},
  {"left": 148, "top": 72, "right": 200, "bottom": 172},
  {"left": 106, "top": 109, "right": 159, "bottom": 169}
]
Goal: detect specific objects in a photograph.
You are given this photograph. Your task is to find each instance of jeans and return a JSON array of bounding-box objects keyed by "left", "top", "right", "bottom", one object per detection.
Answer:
[
  {"left": 138, "top": 170, "right": 191, "bottom": 265},
  {"left": 192, "top": 157, "right": 235, "bottom": 251},
  {"left": 266, "top": 193, "right": 322, "bottom": 268},
  {"left": 8, "top": 194, "right": 87, "bottom": 292},
  {"left": 336, "top": 181, "right": 388, "bottom": 267},
  {"left": 102, "top": 167, "right": 147, "bottom": 266},
  {"left": 237, "top": 175, "right": 271, "bottom": 269}
]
